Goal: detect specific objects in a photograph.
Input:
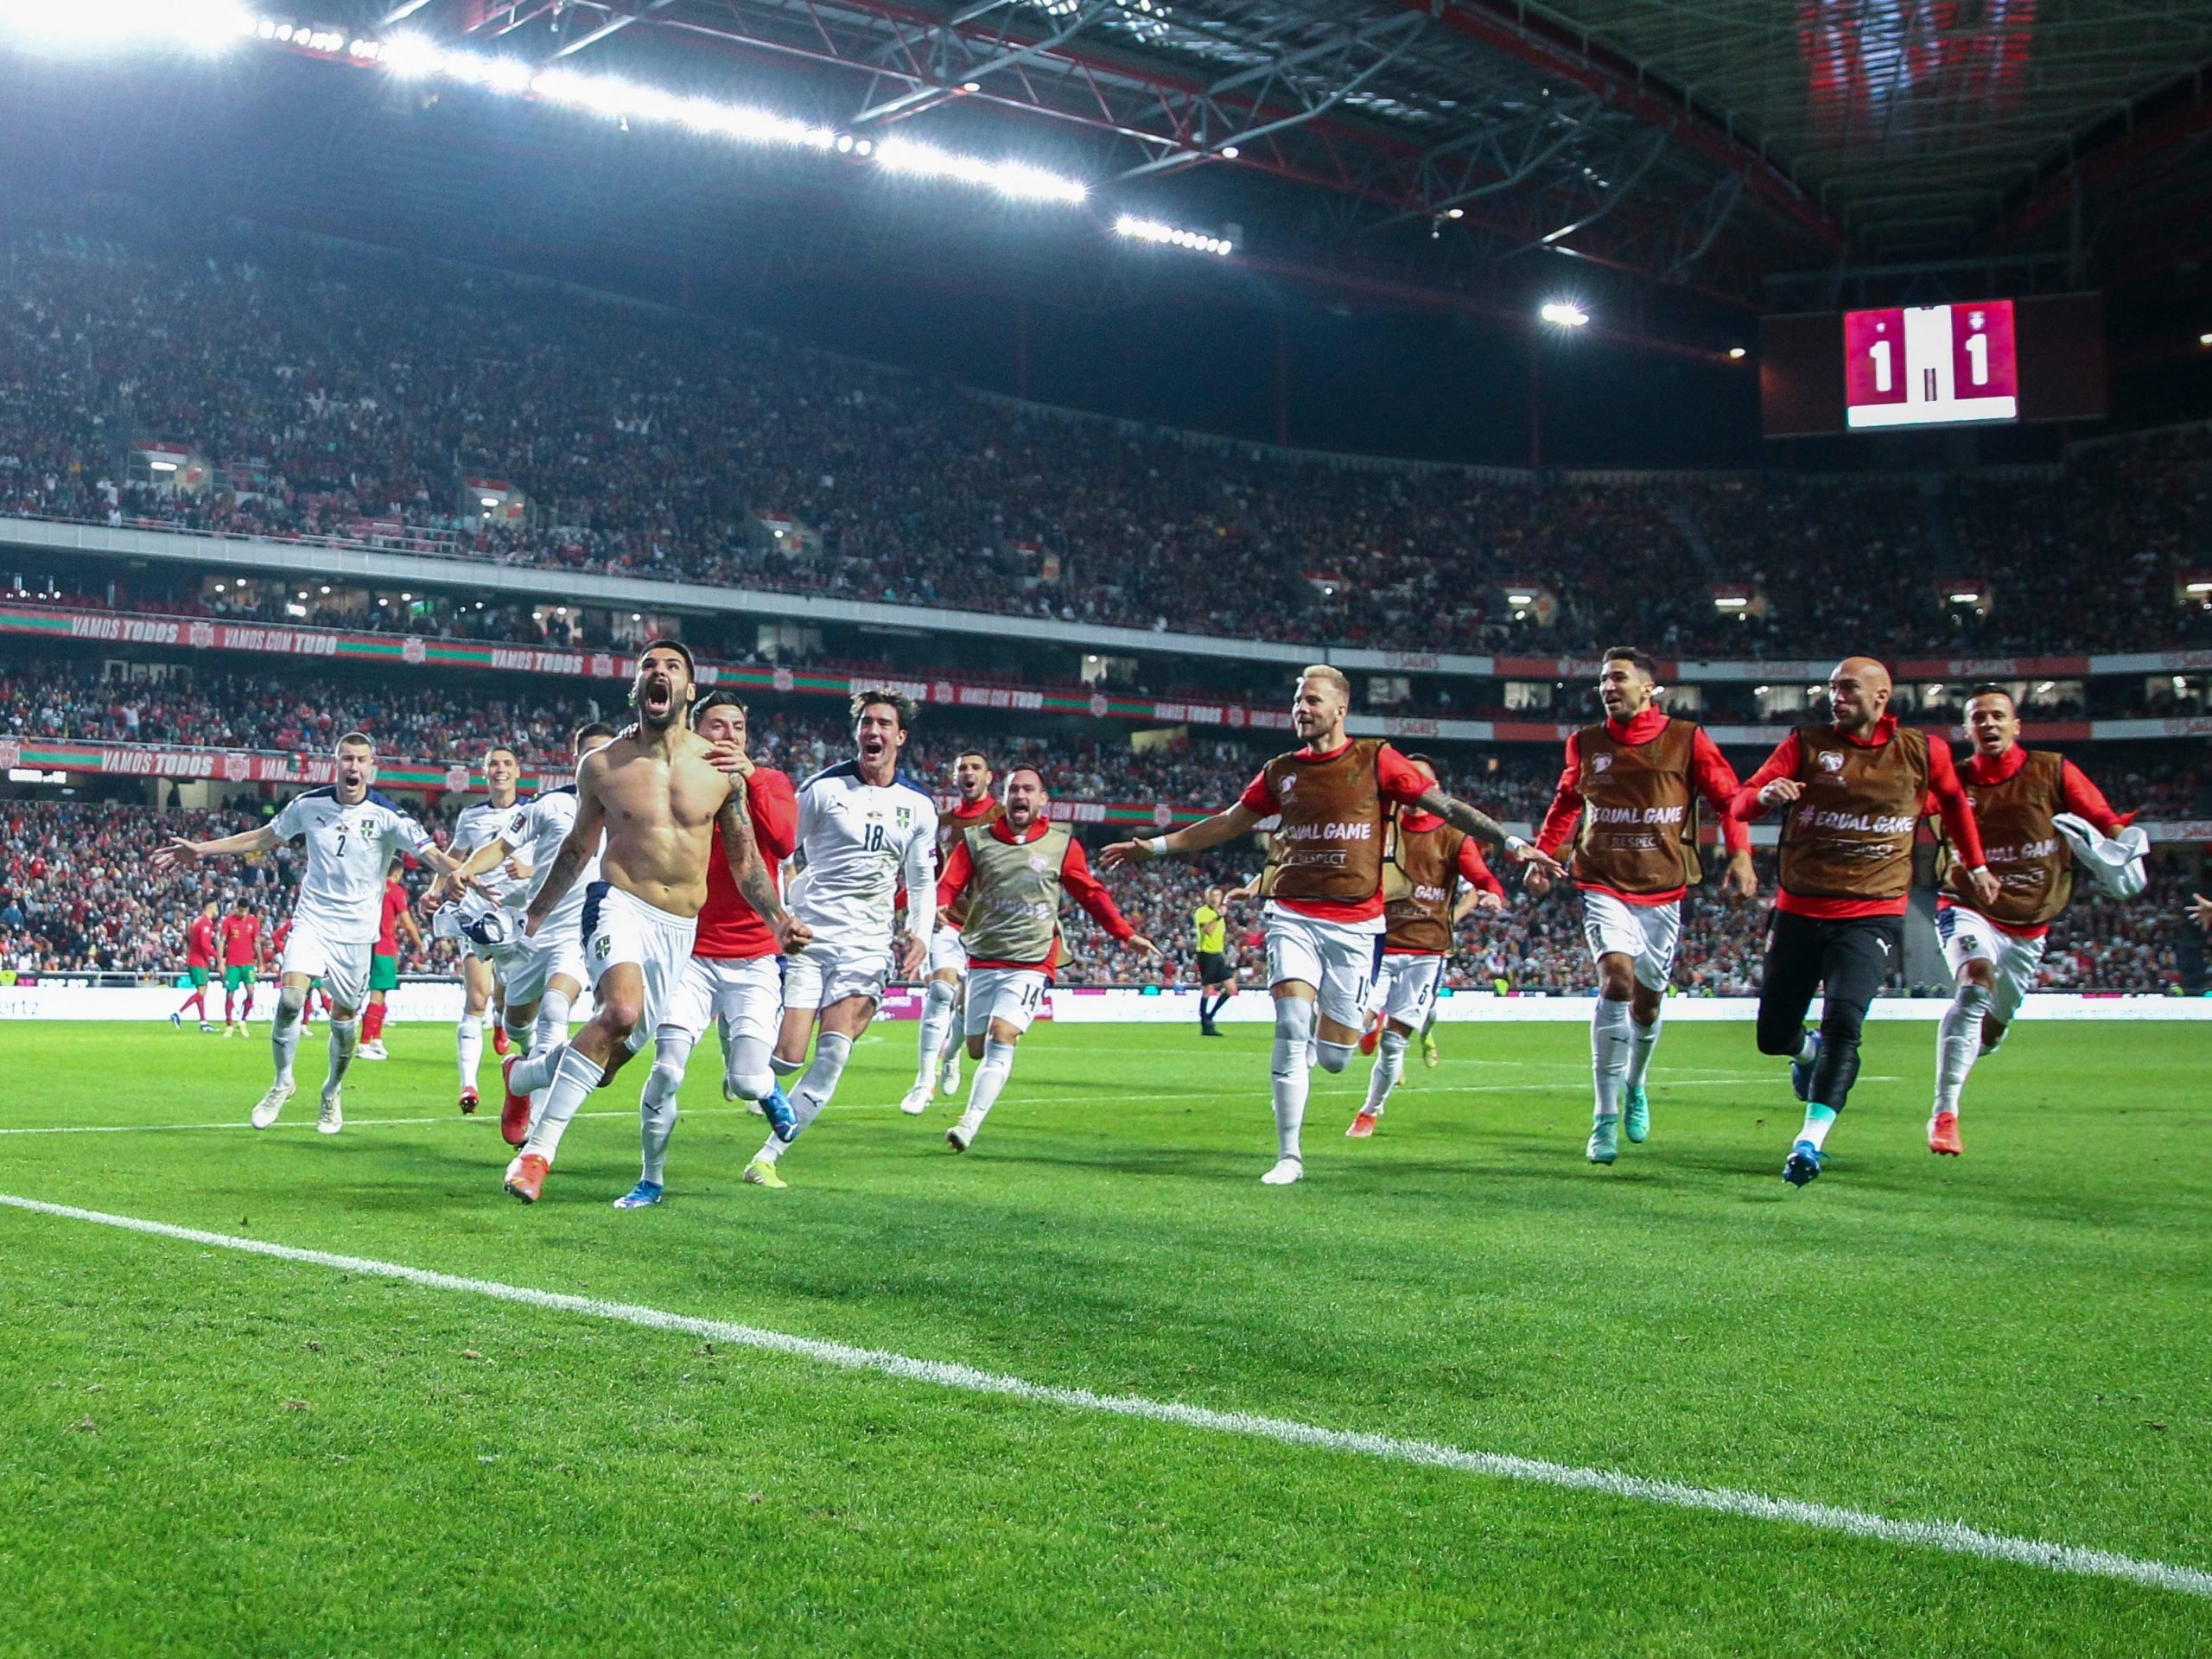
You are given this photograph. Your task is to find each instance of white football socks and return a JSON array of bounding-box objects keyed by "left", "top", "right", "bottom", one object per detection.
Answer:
[
  {"left": 270, "top": 988, "right": 305, "bottom": 1085},
  {"left": 916, "top": 978, "right": 957, "bottom": 1088},
  {"left": 1272, "top": 999, "right": 1315, "bottom": 1162},
  {"left": 1934, "top": 981, "right": 1993, "bottom": 1117},
  {"left": 964, "top": 1039, "right": 1016, "bottom": 1124},
  {"left": 523, "top": 1045, "right": 606, "bottom": 1166},
  {"left": 1363, "top": 1029, "right": 1408, "bottom": 1116},
  {"left": 639, "top": 1031, "right": 690, "bottom": 1185},
  {"left": 756, "top": 1031, "right": 850, "bottom": 1165},
  {"left": 1591, "top": 996, "right": 1633, "bottom": 1121},
  {"left": 1625, "top": 1011, "right": 1662, "bottom": 1090},
  {"left": 325, "top": 1016, "right": 359, "bottom": 1094},
  {"left": 456, "top": 1017, "right": 483, "bottom": 1093}
]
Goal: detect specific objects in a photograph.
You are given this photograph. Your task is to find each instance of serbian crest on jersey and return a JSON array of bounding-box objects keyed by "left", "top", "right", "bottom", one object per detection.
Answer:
[{"left": 895, "top": 804, "right": 913, "bottom": 828}]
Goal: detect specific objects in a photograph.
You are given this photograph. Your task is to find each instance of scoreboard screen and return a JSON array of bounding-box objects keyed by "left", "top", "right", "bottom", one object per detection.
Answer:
[
  {"left": 1841, "top": 302, "right": 2016, "bottom": 429},
  {"left": 1760, "top": 292, "right": 2104, "bottom": 438}
]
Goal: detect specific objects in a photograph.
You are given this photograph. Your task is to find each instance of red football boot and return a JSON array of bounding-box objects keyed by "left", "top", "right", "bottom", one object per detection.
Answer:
[
  {"left": 504, "top": 1153, "right": 549, "bottom": 1203},
  {"left": 459, "top": 1086, "right": 480, "bottom": 1116},
  {"left": 499, "top": 1056, "right": 532, "bottom": 1147},
  {"left": 1346, "top": 1111, "right": 1378, "bottom": 1139},
  {"left": 1357, "top": 1010, "right": 1385, "bottom": 1058},
  {"left": 1929, "top": 1111, "right": 1963, "bottom": 1156},
  {"left": 492, "top": 1025, "right": 510, "bottom": 1058}
]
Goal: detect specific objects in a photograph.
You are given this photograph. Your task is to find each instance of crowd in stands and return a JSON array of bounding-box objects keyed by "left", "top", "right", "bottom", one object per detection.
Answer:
[
  {"left": 3, "top": 233, "right": 2209, "bottom": 663},
  {"left": 3, "top": 799, "right": 2195, "bottom": 995}
]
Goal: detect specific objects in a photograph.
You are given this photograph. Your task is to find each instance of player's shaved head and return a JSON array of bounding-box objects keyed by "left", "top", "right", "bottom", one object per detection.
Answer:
[
  {"left": 335, "top": 731, "right": 373, "bottom": 754},
  {"left": 1827, "top": 657, "right": 1893, "bottom": 735}
]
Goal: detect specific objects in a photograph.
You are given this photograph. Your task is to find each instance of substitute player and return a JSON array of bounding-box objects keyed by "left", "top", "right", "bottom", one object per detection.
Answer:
[
  {"left": 902, "top": 749, "right": 1000, "bottom": 1116},
  {"left": 1192, "top": 886, "right": 1236, "bottom": 1036},
  {"left": 152, "top": 734, "right": 462, "bottom": 1133},
  {"left": 1103, "top": 666, "right": 1564, "bottom": 1185},
  {"left": 1732, "top": 657, "right": 1998, "bottom": 1186},
  {"left": 617, "top": 690, "right": 800, "bottom": 1208},
  {"left": 744, "top": 690, "right": 937, "bottom": 1189},
  {"left": 219, "top": 898, "right": 261, "bottom": 1036},
  {"left": 1348, "top": 756, "right": 1506, "bottom": 1140},
  {"left": 358, "top": 871, "right": 423, "bottom": 1062},
  {"left": 434, "top": 744, "right": 524, "bottom": 1111},
  {"left": 1525, "top": 647, "right": 1758, "bottom": 1164},
  {"left": 501, "top": 643, "right": 800, "bottom": 1203},
  {"left": 172, "top": 900, "right": 219, "bottom": 1032},
  {"left": 1924, "top": 685, "right": 2135, "bottom": 1156},
  {"left": 935, "top": 766, "right": 1155, "bottom": 1151}
]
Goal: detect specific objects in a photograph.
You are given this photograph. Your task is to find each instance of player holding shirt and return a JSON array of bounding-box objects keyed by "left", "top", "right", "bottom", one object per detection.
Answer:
[
  {"left": 219, "top": 900, "right": 261, "bottom": 1036},
  {"left": 434, "top": 745, "right": 524, "bottom": 1111},
  {"left": 152, "top": 734, "right": 463, "bottom": 1134},
  {"left": 1347, "top": 756, "right": 1507, "bottom": 1140},
  {"left": 501, "top": 644, "right": 800, "bottom": 1204},
  {"left": 1923, "top": 685, "right": 2135, "bottom": 1156},
  {"left": 903, "top": 751, "right": 1000, "bottom": 1116},
  {"left": 358, "top": 873, "right": 423, "bottom": 1062},
  {"left": 616, "top": 690, "right": 800, "bottom": 1208},
  {"left": 1105, "top": 665, "right": 1564, "bottom": 1185},
  {"left": 935, "top": 766, "right": 1156, "bottom": 1152},
  {"left": 172, "top": 901, "right": 219, "bottom": 1032},
  {"left": 1732, "top": 657, "right": 1999, "bottom": 1186},
  {"left": 745, "top": 690, "right": 937, "bottom": 1189},
  {"left": 1525, "top": 648, "right": 1758, "bottom": 1164}
]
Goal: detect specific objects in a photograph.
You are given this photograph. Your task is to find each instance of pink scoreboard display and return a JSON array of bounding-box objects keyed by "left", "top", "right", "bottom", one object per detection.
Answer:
[{"left": 1841, "top": 302, "right": 2018, "bottom": 429}]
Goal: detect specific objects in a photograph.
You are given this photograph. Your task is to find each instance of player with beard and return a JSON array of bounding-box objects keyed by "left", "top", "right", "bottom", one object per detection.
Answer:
[
  {"left": 152, "top": 734, "right": 464, "bottom": 1134},
  {"left": 616, "top": 690, "right": 800, "bottom": 1208},
  {"left": 1732, "top": 657, "right": 1999, "bottom": 1187},
  {"left": 743, "top": 690, "right": 938, "bottom": 1190},
  {"left": 902, "top": 749, "right": 1001, "bottom": 1116},
  {"left": 1924, "top": 685, "right": 2134, "bottom": 1156},
  {"left": 446, "top": 724, "right": 618, "bottom": 1142},
  {"left": 497, "top": 644, "right": 804, "bottom": 1203},
  {"left": 935, "top": 766, "right": 1157, "bottom": 1152},
  {"left": 1105, "top": 666, "right": 1565, "bottom": 1185},
  {"left": 1524, "top": 648, "right": 1758, "bottom": 1164},
  {"left": 433, "top": 745, "right": 524, "bottom": 1113}
]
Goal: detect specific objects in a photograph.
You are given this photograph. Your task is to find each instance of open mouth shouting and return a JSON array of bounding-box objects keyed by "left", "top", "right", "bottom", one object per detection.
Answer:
[{"left": 639, "top": 674, "right": 677, "bottom": 721}]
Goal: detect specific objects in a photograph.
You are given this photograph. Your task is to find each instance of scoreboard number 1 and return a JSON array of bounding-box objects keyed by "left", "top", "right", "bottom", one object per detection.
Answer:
[{"left": 1842, "top": 301, "right": 2018, "bottom": 430}]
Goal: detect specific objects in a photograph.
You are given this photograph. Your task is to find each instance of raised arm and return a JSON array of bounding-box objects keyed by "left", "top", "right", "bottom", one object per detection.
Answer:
[
  {"left": 1412, "top": 785, "right": 1568, "bottom": 880},
  {"left": 1100, "top": 802, "right": 1263, "bottom": 868},
  {"left": 149, "top": 823, "right": 281, "bottom": 874}
]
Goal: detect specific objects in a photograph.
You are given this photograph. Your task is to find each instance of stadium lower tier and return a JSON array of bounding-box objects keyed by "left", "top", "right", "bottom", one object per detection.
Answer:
[{"left": 2, "top": 801, "right": 2196, "bottom": 994}]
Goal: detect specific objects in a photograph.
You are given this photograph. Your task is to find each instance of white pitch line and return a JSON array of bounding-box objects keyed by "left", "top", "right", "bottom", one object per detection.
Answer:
[
  {"left": 0, "top": 1107, "right": 763, "bottom": 1138},
  {"left": 0, "top": 1192, "right": 2203, "bottom": 1602}
]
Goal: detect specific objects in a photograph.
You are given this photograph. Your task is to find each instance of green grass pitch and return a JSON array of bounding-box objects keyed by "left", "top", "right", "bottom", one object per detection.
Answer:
[{"left": 1, "top": 1014, "right": 2208, "bottom": 1656}]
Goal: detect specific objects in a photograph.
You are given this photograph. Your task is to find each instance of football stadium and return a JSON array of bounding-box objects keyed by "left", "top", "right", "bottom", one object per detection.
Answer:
[{"left": 2, "top": 2, "right": 2209, "bottom": 1651}]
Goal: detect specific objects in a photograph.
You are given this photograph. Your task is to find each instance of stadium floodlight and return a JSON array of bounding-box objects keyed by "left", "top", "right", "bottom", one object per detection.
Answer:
[
  {"left": 2201, "top": 332, "right": 2212, "bottom": 347},
  {"left": 1726, "top": 346, "right": 1747, "bottom": 360},
  {"left": 1539, "top": 301, "right": 1589, "bottom": 328},
  {"left": 874, "top": 137, "right": 1086, "bottom": 203},
  {"left": 0, "top": 0, "right": 256, "bottom": 49},
  {"left": 1113, "top": 214, "right": 1233, "bottom": 256}
]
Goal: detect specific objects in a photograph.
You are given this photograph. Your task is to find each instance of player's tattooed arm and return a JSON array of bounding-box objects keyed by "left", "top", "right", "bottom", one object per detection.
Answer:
[
  {"left": 1101, "top": 803, "right": 1262, "bottom": 868},
  {"left": 1415, "top": 787, "right": 1570, "bottom": 880},
  {"left": 716, "top": 781, "right": 807, "bottom": 950},
  {"left": 150, "top": 824, "right": 280, "bottom": 873}
]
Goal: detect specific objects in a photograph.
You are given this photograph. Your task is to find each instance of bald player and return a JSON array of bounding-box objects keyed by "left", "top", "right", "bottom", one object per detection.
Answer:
[{"left": 1733, "top": 657, "right": 1999, "bottom": 1187}]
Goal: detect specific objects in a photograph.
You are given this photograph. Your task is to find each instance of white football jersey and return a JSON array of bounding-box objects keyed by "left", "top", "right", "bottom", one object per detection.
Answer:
[
  {"left": 786, "top": 761, "right": 938, "bottom": 952},
  {"left": 505, "top": 786, "right": 601, "bottom": 930},
  {"left": 453, "top": 799, "right": 528, "bottom": 906},
  {"left": 269, "top": 787, "right": 437, "bottom": 944}
]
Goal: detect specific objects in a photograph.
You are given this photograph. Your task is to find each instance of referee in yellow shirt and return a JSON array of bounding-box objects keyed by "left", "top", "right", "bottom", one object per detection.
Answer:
[{"left": 1192, "top": 885, "right": 1235, "bottom": 1036}]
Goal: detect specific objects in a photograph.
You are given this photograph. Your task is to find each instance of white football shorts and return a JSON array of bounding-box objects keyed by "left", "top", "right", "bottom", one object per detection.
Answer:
[
  {"left": 1263, "top": 904, "right": 1385, "bottom": 1032},
  {"left": 1936, "top": 905, "right": 2046, "bottom": 1026},
  {"left": 782, "top": 936, "right": 893, "bottom": 1014},
  {"left": 964, "top": 967, "right": 1050, "bottom": 1039},
  {"left": 1580, "top": 889, "right": 1681, "bottom": 994},
  {"left": 277, "top": 916, "right": 372, "bottom": 1013},
  {"left": 1376, "top": 952, "right": 1445, "bottom": 1030},
  {"left": 662, "top": 953, "right": 784, "bottom": 1050},
  {"left": 927, "top": 926, "right": 970, "bottom": 980},
  {"left": 581, "top": 881, "right": 698, "bottom": 1055}
]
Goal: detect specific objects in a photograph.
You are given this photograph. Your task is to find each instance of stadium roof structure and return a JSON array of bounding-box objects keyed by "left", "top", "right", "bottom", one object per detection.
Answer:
[{"left": 340, "top": 0, "right": 2212, "bottom": 310}]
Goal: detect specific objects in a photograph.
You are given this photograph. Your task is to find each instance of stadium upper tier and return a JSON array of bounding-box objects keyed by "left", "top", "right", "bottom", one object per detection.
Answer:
[{"left": 2, "top": 234, "right": 2209, "bottom": 664}]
